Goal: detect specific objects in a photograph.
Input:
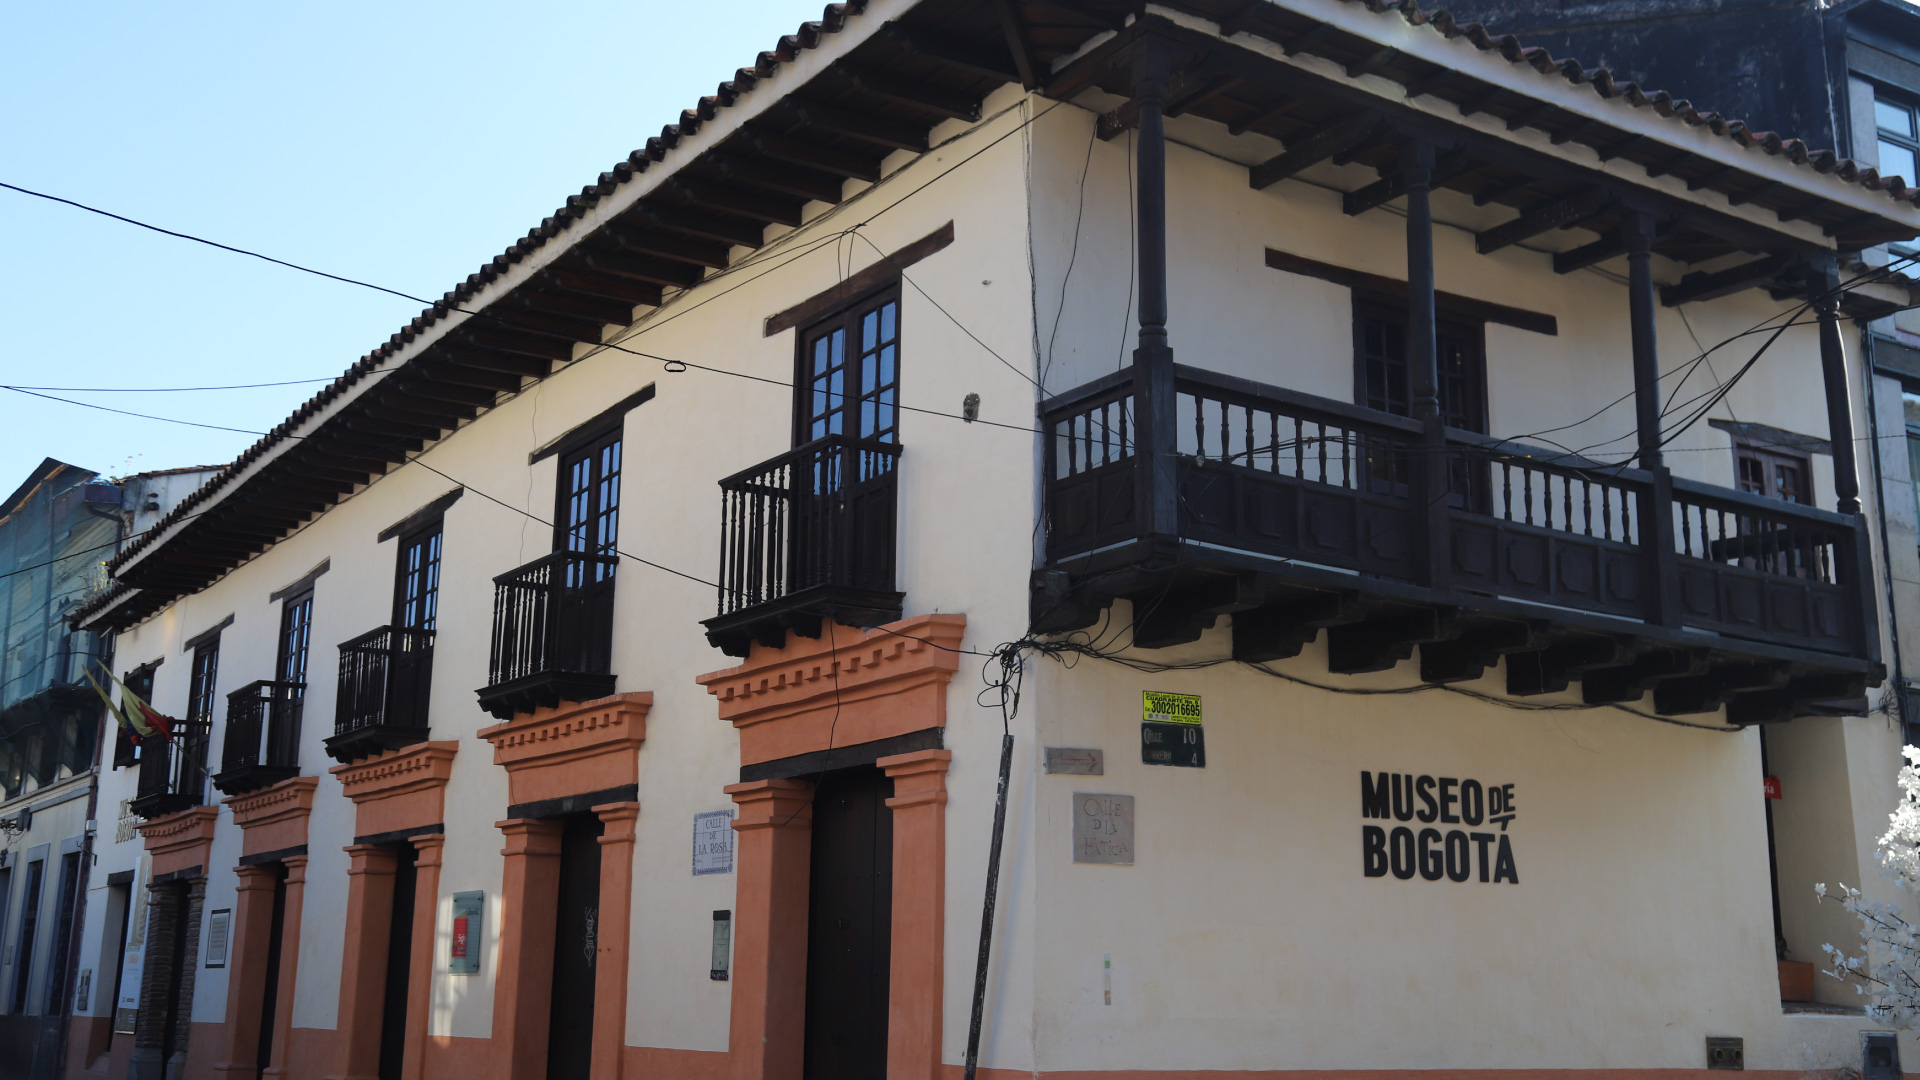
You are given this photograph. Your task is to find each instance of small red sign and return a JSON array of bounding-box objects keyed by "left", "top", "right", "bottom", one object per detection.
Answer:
[
  {"left": 1764, "top": 775, "right": 1783, "bottom": 800},
  {"left": 452, "top": 917, "right": 469, "bottom": 959}
]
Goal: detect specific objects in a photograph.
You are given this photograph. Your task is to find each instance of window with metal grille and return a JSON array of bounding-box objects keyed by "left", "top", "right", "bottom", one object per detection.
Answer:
[{"left": 797, "top": 290, "right": 900, "bottom": 446}]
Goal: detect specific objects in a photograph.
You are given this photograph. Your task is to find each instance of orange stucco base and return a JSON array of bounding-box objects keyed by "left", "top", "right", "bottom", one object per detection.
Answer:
[{"left": 138, "top": 804, "right": 220, "bottom": 877}]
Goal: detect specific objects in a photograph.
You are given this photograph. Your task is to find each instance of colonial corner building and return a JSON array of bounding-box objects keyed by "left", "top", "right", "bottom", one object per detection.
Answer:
[{"left": 45, "top": 0, "right": 1920, "bottom": 1078}]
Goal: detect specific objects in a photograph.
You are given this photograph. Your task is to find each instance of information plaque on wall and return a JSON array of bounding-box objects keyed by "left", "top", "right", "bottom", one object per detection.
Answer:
[
  {"left": 1141, "top": 691, "right": 1204, "bottom": 768},
  {"left": 449, "top": 892, "right": 484, "bottom": 975},
  {"left": 693, "top": 809, "right": 736, "bottom": 876},
  {"left": 1073, "top": 793, "right": 1135, "bottom": 865},
  {"left": 204, "top": 910, "right": 230, "bottom": 968}
]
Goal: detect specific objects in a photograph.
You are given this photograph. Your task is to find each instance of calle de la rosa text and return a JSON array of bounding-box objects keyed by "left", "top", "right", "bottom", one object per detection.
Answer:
[{"left": 1361, "top": 771, "right": 1518, "bottom": 884}]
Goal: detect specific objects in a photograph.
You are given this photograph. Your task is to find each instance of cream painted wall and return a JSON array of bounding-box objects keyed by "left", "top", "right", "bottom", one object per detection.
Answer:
[{"left": 77, "top": 65, "right": 1916, "bottom": 1075}]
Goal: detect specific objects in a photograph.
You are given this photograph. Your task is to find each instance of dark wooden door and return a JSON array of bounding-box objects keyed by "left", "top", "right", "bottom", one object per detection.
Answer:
[
  {"left": 377, "top": 850, "right": 417, "bottom": 1080},
  {"left": 254, "top": 866, "right": 289, "bottom": 1079},
  {"left": 803, "top": 765, "right": 894, "bottom": 1080},
  {"left": 546, "top": 815, "right": 604, "bottom": 1080}
]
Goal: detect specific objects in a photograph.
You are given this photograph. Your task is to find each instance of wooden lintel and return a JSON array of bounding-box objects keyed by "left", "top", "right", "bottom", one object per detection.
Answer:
[
  {"left": 1659, "top": 252, "right": 1795, "bottom": 307},
  {"left": 1474, "top": 188, "right": 1614, "bottom": 254},
  {"left": 1265, "top": 247, "right": 1559, "bottom": 335},
  {"left": 1249, "top": 111, "right": 1384, "bottom": 190}
]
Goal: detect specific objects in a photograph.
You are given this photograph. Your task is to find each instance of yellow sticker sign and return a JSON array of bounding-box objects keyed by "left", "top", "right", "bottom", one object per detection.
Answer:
[{"left": 1142, "top": 691, "right": 1202, "bottom": 724}]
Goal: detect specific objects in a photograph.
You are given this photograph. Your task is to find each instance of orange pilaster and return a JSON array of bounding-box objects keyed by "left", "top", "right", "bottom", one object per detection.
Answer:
[
  {"left": 592, "top": 802, "right": 641, "bottom": 1080},
  {"left": 329, "top": 845, "right": 400, "bottom": 1080},
  {"left": 725, "top": 780, "right": 814, "bottom": 1080},
  {"left": 401, "top": 835, "right": 444, "bottom": 1080},
  {"left": 210, "top": 864, "right": 280, "bottom": 1077},
  {"left": 261, "top": 855, "right": 307, "bottom": 1080},
  {"left": 881, "top": 750, "right": 953, "bottom": 1080},
  {"left": 491, "top": 818, "right": 563, "bottom": 1080}
]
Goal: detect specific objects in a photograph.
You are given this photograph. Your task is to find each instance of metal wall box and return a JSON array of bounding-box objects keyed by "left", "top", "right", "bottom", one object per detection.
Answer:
[
  {"left": 1706, "top": 1036, "right": 1744, "bottom": 1070},
  {"left": 1864, "top": 1032, "right": 1901, "bottom": 1080}
]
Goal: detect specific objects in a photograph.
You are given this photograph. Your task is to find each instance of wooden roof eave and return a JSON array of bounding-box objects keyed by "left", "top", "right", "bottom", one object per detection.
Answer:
[{"left": 1120, "top": 1, "right": 1920, "bottom": 251}]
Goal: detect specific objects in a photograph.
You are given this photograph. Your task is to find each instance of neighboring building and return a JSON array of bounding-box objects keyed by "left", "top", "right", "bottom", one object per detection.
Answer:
[
  {"left": 0, "top": 461, "right": 213, "bottom": 1080},
  {"left": 59, "top": 2, "right": 1920, "bottom": 1079}
]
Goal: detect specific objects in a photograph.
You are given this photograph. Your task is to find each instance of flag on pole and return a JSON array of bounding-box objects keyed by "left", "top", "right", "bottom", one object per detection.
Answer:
[{"left": 86, "top": 663, "right": 177, "bottom": 743}]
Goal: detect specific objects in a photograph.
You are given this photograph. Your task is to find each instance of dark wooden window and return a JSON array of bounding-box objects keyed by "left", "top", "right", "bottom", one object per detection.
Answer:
[
  {"left": 1736, "top": 444, "right": 1813, "bottom": 506},
  {"left": 1353, "top": 296, "right": 1487, "bottom": 433},
  {"left": 10, "top": 857, "right": 44, "bottom": 1012},
  {"left": 797, "top": 290, "right": 900, "bottom": 446},
  {"left": 187, "top": 640, "right": 220, "bottom": 730},
  {"left": 115, "top": 663, "right": 158, "bottom": 769},
  {"left": 556, "top": 433, "right": 622, "bottom": 586},
  {"left": 1877, "top": 93, "right": 1920, "bottom": 188},
  {"left": 393, "top": 526, "right": 442, "bottom": 632}
]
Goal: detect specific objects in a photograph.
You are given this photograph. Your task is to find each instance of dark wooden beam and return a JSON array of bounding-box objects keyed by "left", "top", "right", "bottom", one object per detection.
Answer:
[
  {"left": 1166, "top": 72, "right": 1238, "bottom": 117},
  {"left": 1342, "top": 147, "right": 1478, "bottom": 216},
  {"left": 743, "top": 132, "right": 883, "bottom": 183},
  {"left": 1401, "top": 68, "right": 1463, "bottom": 100},
  {"left": 1230, "top": 592, "right": 1367, "bottom": 662},
  {"left": 1041, "top": 24, "right": 1135, "bottom": 99},
  {"left": 836, "top": 64, "right": 984, "bottom": 122},
  {"left": 444, "top": 348, "right": 550, "bottom": 378},
  {"left": 578, "top": 247, "right": 704, "bottom": 290},
  {"left": 416, "top": 363, "right": 523, "bottom": 395},
  {"left": 1326, "top": 607, "right": 1458, "bottom": 674},
  {"left": 459, "top": 330, "right": 575, "bottom": 364},
  {"left": 481, "top": 305, "right": 603, "bottom": 343},
  {"left": 630, "top": 204, "right": 767, "bottom": 249},
  {"left": 1548, "top": 119, "right": 1602, "bottom": 147},
  {"left": 1506, "top": 636, "right": 1634, "bottom": 696},
  {"left": 668, "top": 179, "right": 805, "bottom": 228},
  {"left": 993, "top": 0, "right": 1039, "bottom": 90},
  {"left": 880, "top": 24, "right": 1021, "bottom": 83},
  {"left": 539, "top": 267, "right": 664, "bottom": 307},
  {"left": 1346, "top": 47, "right": 1398, "bottom": 79},
  {"left": 1281, "top": 23, "right": 1337, "bottom": 57},
  {"left": 1330, "top": 128, "right": 1397, "bottom": 167},
  {"left": 1228, "top": 95, "right": 1298, "bottom": 136},
  {"left": 1471, "top": 174, "right": 1537, "bottom": 207},
  {"left": 1652, "top": 662, "right": 1787, "bottom": 715},
  {"left": 1551, "top": 234, "right": 1626, "bottom": 274},
  {"left": 1419, "top": 621, "right": 1546, "bottom": 683},
  {"left": 1215, "top": 0, "right": 1266, "bottom": 37},
  {"left": 1596, "top": 133, "right": 1649, "bottom": 163},
  {"left": 517, "top": 286, "right": 635, "bottom": 326},
  {"left": 710, "top": 154, "right": 845, "bottom": 204},
  {"left": 783, "top": 100, "right": 928, "bottom": 153},
  {"left": 603, "top": 224, "right": 732, "bottom": 269},
  {"left": 1504, "top": 101, "right": 1558, "bottom": 133},
  {"left": 1474, "top": 188, "right": 1613, "bottom": 254},
  {"left": 1658, "top": 253, "right": 1794, "bottom": 306},
  {"left": 1458, "top": 87, "right": 1508, "bottom": 118},
  {"left": 386, "top": 376, "right": 497, "bottom": 408},
  {"left": 1249, "top": 111, "right": 1384, "bottom": 190}
]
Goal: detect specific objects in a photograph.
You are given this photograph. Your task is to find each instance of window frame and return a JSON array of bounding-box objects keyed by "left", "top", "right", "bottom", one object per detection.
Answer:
[
  {"left": 391, "top": 521, "right": 444, "bottom": 632},
  {"left": 553, "top": 429, "right": 623, "bottom": 587},
  {"left": 1734, "top": 441, "right": 1816, "bottom": 506},
  {"left": 791, "top": 285, "right": 902, "bottom": 449},
  {"left": 1350, "top": 293, "right": 1490, "bottom": 435},
  {"left": 1875, "top": 87, "right": 1920, "bottom": 188}
]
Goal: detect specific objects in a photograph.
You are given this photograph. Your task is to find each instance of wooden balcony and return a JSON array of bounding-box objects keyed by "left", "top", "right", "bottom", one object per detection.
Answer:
[
  {"left": 326, "top": 626, "right": 435, "bottom": 763},
  {"left": 477, "top": 550, "right": 617, "bottom": 719},
  {"left": 704, "top": 434, "right": 903, "bottom": 657},
  {"left": 1037, "top": 366, "right": 1879, "bottom": 725},
  {"left": 130, "top": 717, "right": 211, "bottom": 819},
  {"left": 211, "top": 680, "right": 304, "bottom": 796}
]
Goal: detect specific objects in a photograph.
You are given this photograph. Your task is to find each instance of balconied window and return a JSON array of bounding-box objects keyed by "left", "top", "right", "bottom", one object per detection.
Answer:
[
  {"left": 705, "top": 291, "right": 904, "bottom": 657},
  {"left": 478, "top": 434, "right": 622, "bottom": 718},
  {"left": 330, "top": 519, "right": 442, "bottom": 762},
  {"left": 214, "top": 589, "right": 310, "bottom": 795},
  {"left": 132, "top": 637, "right": 216, "bottom": 818}
]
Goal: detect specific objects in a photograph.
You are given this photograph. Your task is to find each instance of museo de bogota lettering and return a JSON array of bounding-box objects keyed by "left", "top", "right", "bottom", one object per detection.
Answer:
[{"left": 1360, "top": 771, "right": 1518, "bottom": 884}]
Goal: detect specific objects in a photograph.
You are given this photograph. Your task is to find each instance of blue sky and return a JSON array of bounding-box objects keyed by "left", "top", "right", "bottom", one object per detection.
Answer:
[{"left": 0, "top": 0, "right": 818, "bottom": 486}]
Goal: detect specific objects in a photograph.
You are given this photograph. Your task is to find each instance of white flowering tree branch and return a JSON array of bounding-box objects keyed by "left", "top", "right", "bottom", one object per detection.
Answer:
[{"left": 1816, "top": 744, "right": 1920, "bottom": 1024}]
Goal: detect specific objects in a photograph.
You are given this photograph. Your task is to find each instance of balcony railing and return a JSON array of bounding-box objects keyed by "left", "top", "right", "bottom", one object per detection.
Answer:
[
  {"left": 326, "top": 626, "right": 435, "bottom": 763},
  {"left": 704, "top": 433, "right": 903, "bottom": 657},
  {"left": 1040, "top": 365, "right": 1874, "bottom": 722},
  {"left": 130, "top": 717, "right": 211, "bottom": 819},
  {"left": 477, "top": 549, "right": 618, "bottom": 719},
  {"left": 212, "top": 680, "right": 304, "bottom": 796}
]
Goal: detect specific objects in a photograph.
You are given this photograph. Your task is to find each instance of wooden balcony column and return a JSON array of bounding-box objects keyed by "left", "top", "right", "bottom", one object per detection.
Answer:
[
  {"left": 1625, "top": 211, "right": 1679, "bottom": 625},
  {"left": 1403, "top": 137, "right": 1450, "bottom": 589},
  {"left": 1131, "top": 34, "right": 1179, "bottom": 540},
  {"left": 1814, "top": 264, "right": 1863, "bottom": 516}
]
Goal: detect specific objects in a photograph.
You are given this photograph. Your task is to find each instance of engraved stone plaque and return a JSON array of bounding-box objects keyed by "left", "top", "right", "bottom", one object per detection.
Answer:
[
  {"left": 1073, "top": 792, "right": 1135, "bottom": 865},
  {"left": 1044, "top": 747, "right": 1104, "bottom": 775}
]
